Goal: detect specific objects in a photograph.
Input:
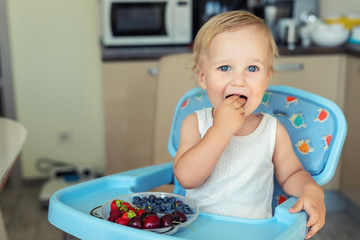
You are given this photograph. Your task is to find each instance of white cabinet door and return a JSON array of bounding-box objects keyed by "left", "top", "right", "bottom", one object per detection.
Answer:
[
  {"left": 341, "top": 56, "right": 360, "bottom": 200},
  {"left": 272, "top": 55, "right": 346, "bottom": 109},
  {"left": 103, "top": 61, "right": 158, "bottom": 174}
]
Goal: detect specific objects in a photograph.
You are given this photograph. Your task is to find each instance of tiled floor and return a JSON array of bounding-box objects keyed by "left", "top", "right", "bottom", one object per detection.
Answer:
[
  {"left": 1, "top": 182, "right": 360, "bottom": 240},
  {"left": 0, "top": 181, "right": 64, "bottom": 240}
]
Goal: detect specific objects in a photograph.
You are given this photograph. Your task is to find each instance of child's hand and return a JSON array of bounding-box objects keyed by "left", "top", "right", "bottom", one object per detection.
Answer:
[
  {"left": 289, "top": 189, "right": 325, "bottom": 239},
  {"left": 213, "top": 96, "right": 245, "bottom": 136}
]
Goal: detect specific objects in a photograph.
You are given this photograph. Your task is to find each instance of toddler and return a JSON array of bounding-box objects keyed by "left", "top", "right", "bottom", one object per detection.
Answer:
[{"left": 173, "top": 10, "right": 325, "bottom": 239}]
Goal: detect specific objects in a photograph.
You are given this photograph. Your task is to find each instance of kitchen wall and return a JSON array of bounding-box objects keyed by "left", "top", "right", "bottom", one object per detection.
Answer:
[
  {"left": 319, "top": 0, "right": 360, "bottom": 17},
  {"left": 6, "top": 0, "right": 105, "bottom": 179}
]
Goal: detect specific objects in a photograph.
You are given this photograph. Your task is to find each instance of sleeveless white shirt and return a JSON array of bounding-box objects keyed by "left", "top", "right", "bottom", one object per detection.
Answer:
[{"left": 186, "top": 108, "right": 277, "bottom": 218}]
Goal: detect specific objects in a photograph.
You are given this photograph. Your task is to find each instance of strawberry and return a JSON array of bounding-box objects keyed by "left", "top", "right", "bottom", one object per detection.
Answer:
[
  {"left": 108, "top": 209, "right": 122, "bottom": 222},
  {"left": 128, "top": 206, "right": 137, "bottom": 213},
  {"left": 137, "top": 208, "right": 146, "bottom": 217},
  {"left": 110, "top": 199, "right": 123, "bottom": 210},
  {"left": 119, "top": 204, "right": 128, "bottom": 213},
  {"left": 122, "top": 201, "right": 131, "bottom": 209},
  {"left": 115, "top": 210, "right": 136, "bottom": 226}
]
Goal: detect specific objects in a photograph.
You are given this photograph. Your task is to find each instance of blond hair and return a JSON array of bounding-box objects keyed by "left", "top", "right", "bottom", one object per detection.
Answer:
[{"left": 192, "top": 10, "right": 279, "bottom": 74}]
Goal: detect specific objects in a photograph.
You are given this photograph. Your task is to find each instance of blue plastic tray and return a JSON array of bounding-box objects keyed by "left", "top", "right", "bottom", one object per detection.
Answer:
[{"left": 48, "top": 162, "right": 307, "bottom": 240}]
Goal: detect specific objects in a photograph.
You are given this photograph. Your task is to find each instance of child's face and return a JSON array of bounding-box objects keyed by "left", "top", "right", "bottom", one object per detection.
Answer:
[{"left": 197, "top": 26, "right": 271, "bottom": 117}]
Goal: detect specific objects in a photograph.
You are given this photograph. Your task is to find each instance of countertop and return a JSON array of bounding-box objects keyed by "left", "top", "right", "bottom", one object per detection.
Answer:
[
  {"left": 102, "top": 43, "right": 360, "bottom": 61},
  {"left": 0, "top": 117, "right": 26, "bottom": 191}
]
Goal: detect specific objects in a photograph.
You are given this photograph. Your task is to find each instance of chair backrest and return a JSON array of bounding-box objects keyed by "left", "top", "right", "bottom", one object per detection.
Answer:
[{"left": 168, "top": 85, "right": 347, "bottom": 209}]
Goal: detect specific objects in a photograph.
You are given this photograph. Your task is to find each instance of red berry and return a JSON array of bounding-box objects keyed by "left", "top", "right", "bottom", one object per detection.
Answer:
[
  {"left": 128, "top": 216, "right": 143, "bottom": 229},
  {"left": 116, "top": 216, "right": 129, "bottom": 225},
  {"left": 108, "top": 209, "right": 121, "bottom": 222},
  {"left": 172, "top": 211, "right": 187, "bottom": 223},
  {"left": 160, "top": 214, "right": 175, "bottom": 228},
  {"left": 137, "top": 209, "right": 146, "bottom": 217},
  {"left": 143, "top": 214, "right": 160, "bottom": 229}
]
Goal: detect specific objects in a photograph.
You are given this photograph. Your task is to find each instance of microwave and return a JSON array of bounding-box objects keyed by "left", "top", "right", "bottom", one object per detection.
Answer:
[{"left": 101, "top": 0, "right": 193, "bottom": 47}]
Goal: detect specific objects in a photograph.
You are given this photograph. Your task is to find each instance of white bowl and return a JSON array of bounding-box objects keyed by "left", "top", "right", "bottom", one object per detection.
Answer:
[
  {"left": 90, "top": 192, "right": 199, "bottom": 235},
  {"left": 311, "top": 23, "right": 350, "bottom": 47}
]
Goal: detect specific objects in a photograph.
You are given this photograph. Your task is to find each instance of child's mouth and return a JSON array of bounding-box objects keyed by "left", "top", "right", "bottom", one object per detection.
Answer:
[{"left": 225, "top": 94, "right": 248, "bottom": 102}]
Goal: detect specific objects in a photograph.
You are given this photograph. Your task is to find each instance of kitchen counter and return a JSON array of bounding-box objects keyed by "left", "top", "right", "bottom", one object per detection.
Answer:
[
  {"left": 102, "top": 43, "right": 360, "bottom": 61},
  {"left": 0, "top": 117, "right": 26, "bottom": 191},
  {"left": 0, "top": 117, "right": 26, "bottom": 240}
]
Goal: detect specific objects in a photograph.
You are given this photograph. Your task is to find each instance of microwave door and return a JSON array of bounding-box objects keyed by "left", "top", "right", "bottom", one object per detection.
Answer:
[{"left": 110, "top": 2, "right": 168, "bottom": 44}]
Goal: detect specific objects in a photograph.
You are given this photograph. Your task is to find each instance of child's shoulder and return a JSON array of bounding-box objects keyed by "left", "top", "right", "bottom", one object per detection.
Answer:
[{"left": 182, "top": 112, "right": 199, "bottom": 126}]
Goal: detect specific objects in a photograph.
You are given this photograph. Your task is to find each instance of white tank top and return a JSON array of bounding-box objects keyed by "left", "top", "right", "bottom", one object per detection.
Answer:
[{"left": 186, "top": 108, "right": 277, "bottom": 219}]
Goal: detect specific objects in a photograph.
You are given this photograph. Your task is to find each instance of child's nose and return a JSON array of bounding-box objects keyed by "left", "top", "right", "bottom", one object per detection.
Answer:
[{"left": 230, "top": 72, "right": 246, "bottom": 86}]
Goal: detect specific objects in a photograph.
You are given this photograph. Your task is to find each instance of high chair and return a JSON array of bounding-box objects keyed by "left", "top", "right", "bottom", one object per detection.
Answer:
[{"left": 48, "top": 83, "right": 346, "bottom": 240}]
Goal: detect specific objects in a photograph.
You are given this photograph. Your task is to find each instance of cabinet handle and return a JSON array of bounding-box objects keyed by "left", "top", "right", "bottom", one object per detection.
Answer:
[
  {"left": 148, "top": 67, "right": 158, "bottom": 76},
  {"left": 273, "top": 63, "right": 304, "bottom": 72}
]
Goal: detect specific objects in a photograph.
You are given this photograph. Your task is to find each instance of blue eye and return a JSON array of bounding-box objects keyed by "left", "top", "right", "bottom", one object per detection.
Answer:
[
  {"left": 218, "top": 65, "right": 231, "bottom": 71},
  {"left": 247, "top": 66, "right": 258, "bottom": 72}
]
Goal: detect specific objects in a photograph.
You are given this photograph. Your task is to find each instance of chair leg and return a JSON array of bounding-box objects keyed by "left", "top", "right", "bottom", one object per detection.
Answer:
[
  {"left": 0, "top": 206, "right": 9, "bottom": 240},
  {"left": 63, "top": 233, "right": 78, "bottom": 240}
]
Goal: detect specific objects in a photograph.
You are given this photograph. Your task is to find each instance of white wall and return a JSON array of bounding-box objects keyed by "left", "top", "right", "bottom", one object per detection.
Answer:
[
  {"left": 7, "top": 0, "right": 105, "bottom": 179},
  {"left": 320, "top": 0, "right": 360, "bottom": 17}
]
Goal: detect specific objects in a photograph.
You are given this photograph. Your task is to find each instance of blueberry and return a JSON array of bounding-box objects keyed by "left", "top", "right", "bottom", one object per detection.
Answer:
[
  {"left": 155, "top": 197, "right": 164, "bottom": 205},
  {"left": 169, "top": 203, "right": 175, "bottom": 210},
  {"left": 155, "top": 205, "right": 161, "bottom": 213},
  {"left": 161, "top": 204, "right": 167, "bottom": 212},
  {"left": 169, "top": 197, "right": 176, "bottom": 204},
  {"left": 148, "top": 195, "right": 156, "bottom": 203},
  {"left": 184, "top": 207, "right": 193, "bottom": 214},
  {"left": 176, "top": 205, "right": 184, "bottom": 213},
  {"left": 141, "top": 197, "right": 147, "bottom": 203},
  {"left": 141, "top": 201, "right": 148, "bottom": 209},
  {"left": 132, "top": 196, "right": 141, "bottom": 205},
  {"left": 176, "top": 201, "right": 184, "bottom": 206},
  {"left": 163, "top": 197, "right": 169, "bottom": 203},
  {"left": 149, "top": 202, "right": 156, "bottom": 210}
]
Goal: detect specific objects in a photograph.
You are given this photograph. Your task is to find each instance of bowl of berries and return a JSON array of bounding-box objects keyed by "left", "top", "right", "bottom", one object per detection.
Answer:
[{"left": 90, "top": 192, "right": 199, "bottom": 235}]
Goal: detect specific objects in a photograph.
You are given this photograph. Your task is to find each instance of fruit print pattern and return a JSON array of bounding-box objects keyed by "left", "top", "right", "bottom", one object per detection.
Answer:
[
  {"left": 322, "top": 134, "right": 332, "bottom": 150},
  {"left": 195, "top": 94, "right": 203, "bottom": 102},
  {"left": 261, "top": 91, "right": 271, "bottom": 106},
  {"left": 289, "top": 113, "right": 306, "bottom": 128},
  {"left": 295, "top": 139, "right": 314, "bottom": 155},
  {"left": 285, "top": 96, "right": 298, "bottom": 107},
  {"left": 274, "top": 194, "right": 287, "bottom": 205},
  {"left": 315, "top": 108, "right": 329, "bottom": 122},
  {"left": 181, "top": 98, "right": 191, "bottom": 109}
]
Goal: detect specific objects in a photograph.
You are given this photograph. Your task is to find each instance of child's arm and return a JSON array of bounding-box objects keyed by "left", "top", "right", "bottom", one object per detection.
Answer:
[
  {"left": 173, "top": 96, "right": 245, "bottom": 189},
  {"left": 273, "top": 121, "right": 325, "bottom": 239}
]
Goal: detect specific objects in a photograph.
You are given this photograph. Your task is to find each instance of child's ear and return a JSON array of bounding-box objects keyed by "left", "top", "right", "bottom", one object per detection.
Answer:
[{"left": 198, "top": 68, "right": 207, "bottom": 89}]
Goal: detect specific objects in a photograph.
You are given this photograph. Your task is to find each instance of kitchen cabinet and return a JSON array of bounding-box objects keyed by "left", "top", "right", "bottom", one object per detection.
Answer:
[
  {"left": 272, "top": 55, "right": 346, "bottom": 109},
  {"left": 341, "top": 55, "right": 360, "bottom": 206},
  {"left": 103, "top": 60, "right": 158, "bottom": 174}
]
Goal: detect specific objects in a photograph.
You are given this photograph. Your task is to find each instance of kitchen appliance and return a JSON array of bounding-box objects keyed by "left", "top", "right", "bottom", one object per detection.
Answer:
[
  {"left": 39, "top": 165, "right": 94, "bottom": 208},
  {"left": 193, "top": 0, "right": 248, "bottom": 37},
  {"left": 101, "top": 0, "right": 192, "bottom": 47},
  {"left": 259, "top": 0, "right": 319, "bottom": 42}
]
